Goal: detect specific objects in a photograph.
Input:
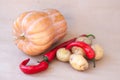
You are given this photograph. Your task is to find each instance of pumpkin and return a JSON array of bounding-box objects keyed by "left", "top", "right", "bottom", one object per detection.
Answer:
[{"left": 13, "top": 9, "right": 67, "bottom": 56}]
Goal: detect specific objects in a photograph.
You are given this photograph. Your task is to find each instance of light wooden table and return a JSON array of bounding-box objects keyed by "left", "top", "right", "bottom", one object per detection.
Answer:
[{"left": 0, "top": 0, "right": 120, "bottom": 80}]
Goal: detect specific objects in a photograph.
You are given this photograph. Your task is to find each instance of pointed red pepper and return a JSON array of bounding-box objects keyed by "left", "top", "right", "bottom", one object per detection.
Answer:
[
  {"left": 66, "top": 41, "right": 96, "bottom": 67},
  {"left": 43, "top": 38, "right": 76, "bottom": 62},
  {"left": 19, "top": 38, "right": 76, "bottom": 74},
  {"left": 20, "top": 58, "right": 48, "bottom": 74}
]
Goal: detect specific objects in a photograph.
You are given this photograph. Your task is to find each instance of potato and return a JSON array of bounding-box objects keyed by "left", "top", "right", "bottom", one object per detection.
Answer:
[
  {"left": 91, "top": 44, "right": 104, "bottom": 60},
  {"left": 56, "top": 48, "right": 71, "bottom": 62},
  {"left": 69, "top": 54, "right": 89, "bottom": 71},
  {"left": 76, "top": 36, "right": 92, "bottom": 45},
  {"left": 71, "top": 46, "right": 85, "bottom": 56}
]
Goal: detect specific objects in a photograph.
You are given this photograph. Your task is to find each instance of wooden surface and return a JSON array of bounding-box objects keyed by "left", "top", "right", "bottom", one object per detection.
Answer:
[{"left": 0, "top": 0, "right": 120, "bottom": 80}]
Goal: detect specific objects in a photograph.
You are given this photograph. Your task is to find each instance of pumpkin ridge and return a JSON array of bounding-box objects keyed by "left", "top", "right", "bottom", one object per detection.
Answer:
[
  {"left": 53, "top": 31, "right": 67, "bottom": 42},
  {"left": 26, "top": 16, "right": 50, "bottom": 34},
  {"left": 26, "top": 18, "right": 55, "bottom": 42},
  {"left": 16, "top": 12, "right": 29, "bottom": 29},
  {"left": 21, "top": 12, "right": 48, "bottom": 33},
  {"left": 13, "top": 22, "right": 22, "bottom": 36},
  {"left": 26, "top": 28, "right": 54, "bottom": 39},
  {"left": 27, "top": 31, "right": 55, "bottom": 45},
  {"left": 23, "top": 39, "right": 53, "bottom": 55},
  {"left": 53, "top": 20, "right": 66, "bottom": 26},
  {"left": 21, "top": 11, "right": 37, "bottom": 32},
  {"left": 53, "top": 20, "right": 67, "bottom": 32},
  {"left": 55, "top": 27, "right": 67, "bottom": 35},
  {"left": 44, "top": 9, "right": 60, "bottom": 16},
  {"left": 16, "top": 40, "right": 25, "bottom": 51},
  {"left": 48, "top": 13, "right": 60, "bottom": 19}
]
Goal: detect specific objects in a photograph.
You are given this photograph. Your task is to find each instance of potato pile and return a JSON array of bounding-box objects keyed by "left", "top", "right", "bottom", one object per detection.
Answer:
[{"left": 56, "top": 34, "right": 104, "bottom": 71}]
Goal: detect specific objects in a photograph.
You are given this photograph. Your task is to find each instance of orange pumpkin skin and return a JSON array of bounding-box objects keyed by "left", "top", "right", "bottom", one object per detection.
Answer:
[{"left": 13, "top": 9, "right": 67, "bottom": 56}]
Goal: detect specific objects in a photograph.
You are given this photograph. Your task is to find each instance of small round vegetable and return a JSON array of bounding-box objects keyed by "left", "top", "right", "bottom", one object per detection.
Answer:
[
  {"left": 56, "top": 48, "right": 71, "bottom": 62},
  {"left": 69, "top": 54, "right": 89, "bottom": 71},
  {"left": 76, "top": 36, "right": 92, "bottom": 45},
  {"left": 71, "top": 46, "right": 85, "bottom": 56},
  {"left": 91, "top": 44, "right": 104, "bottom": 60}
]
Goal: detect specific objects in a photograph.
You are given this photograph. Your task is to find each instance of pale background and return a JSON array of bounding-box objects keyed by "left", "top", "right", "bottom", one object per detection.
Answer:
[{"left": 0, "top": 0, "right": 120, "bottom": 80}]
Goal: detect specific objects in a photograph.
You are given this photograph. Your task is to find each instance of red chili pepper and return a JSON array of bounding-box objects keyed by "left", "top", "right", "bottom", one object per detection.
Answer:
[
  {"left": 19, "top": 38, "right": 76, "bottom": 74},
  {"left": 66, "top": 41, "right": 95, "bottom": 59},
  {"left": 43, "top": 38, "right": 76, "bottom": 62},
  {"left": 66, "top": 41, "right": 96, "bottom": 67},
  {"left": 19, "top": 58, "right": 48, "bottom": 74}
]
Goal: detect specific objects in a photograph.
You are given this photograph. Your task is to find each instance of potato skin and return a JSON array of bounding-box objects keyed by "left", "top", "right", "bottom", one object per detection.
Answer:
[
  {"left": 71, "top": 46, "right": 85, "bottom": 56},
  {"left": 56, "top": 48, "right": 71, "bottom": 62},
  {"left": 69, "top": 54, "right": 89, "bottom": 71},
  {"left": 76, "top": 37, "right": 92, "bottom": 45},
  {"left": 91, "top": 44, "right": 104, "bottom": 60}
]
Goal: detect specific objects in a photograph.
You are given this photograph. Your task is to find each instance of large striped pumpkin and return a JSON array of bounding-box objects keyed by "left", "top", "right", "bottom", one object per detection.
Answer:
[{"left": 13, "top": 9, "right": 67, "bottom": 56}]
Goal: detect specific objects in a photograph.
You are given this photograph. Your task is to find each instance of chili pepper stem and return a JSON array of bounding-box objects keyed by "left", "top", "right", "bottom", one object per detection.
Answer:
[
  {"left": 44, "top": 38, "right": 76, "bottom": 62},
  {"left": 43, "top": 56, "right": 49, "bottom": 62},
  {"left": 87, "top": 34, "right": 95, "bottom": 39},
  {"left": 79, "top": 34, "right": 95, "bottom": 39},
  {"left": 37, "top": 56, "right": 49, "bottom": 63},
  {"left": 92, "top": 58, "right": 96, "bottom": 68}
]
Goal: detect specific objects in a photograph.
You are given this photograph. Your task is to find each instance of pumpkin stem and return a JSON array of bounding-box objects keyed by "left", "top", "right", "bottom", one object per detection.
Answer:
[{"left": 17, "top": 33, "right": 25, "bottom": 40}]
